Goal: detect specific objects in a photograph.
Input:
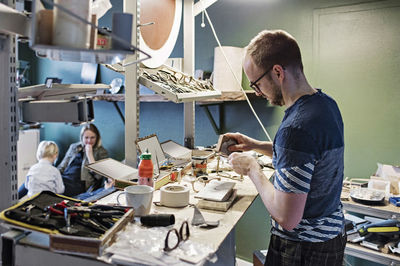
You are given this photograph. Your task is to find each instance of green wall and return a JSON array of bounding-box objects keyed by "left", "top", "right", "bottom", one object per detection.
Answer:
[
  {"left": 23, "top": 0, "right": 399, "bottom": 265},
  {"left": 195, "top": 0, "right": 399, "bottom": 264}
]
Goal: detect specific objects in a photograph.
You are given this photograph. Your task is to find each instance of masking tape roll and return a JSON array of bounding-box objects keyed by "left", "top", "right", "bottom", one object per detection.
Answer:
[{"left": 160, "top": 184, "right": 190, "bottom": 207}]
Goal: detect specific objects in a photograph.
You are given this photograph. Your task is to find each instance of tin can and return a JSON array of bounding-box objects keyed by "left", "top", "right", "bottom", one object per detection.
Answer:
[
  {"left": 96, "top": 27, "right": 111, "bottom": 49},
  {"left": 192, "top": 157, "right": 207, "bottom": 177}
]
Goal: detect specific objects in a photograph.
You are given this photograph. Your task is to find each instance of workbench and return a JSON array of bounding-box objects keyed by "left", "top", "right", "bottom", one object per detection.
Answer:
[{"left": 1, "top": 168, "right": 274, "bottom": 266}]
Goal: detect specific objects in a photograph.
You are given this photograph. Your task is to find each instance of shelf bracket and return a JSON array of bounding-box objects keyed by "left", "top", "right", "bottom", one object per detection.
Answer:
[
  {"left": 112, "top": 101, "right": 125, "bottom": 124},
  {"left": 199, "top": 102, "right": 224, "bottom": 135}
]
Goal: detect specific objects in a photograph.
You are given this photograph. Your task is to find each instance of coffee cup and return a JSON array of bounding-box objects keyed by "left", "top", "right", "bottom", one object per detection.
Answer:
[{"left": 117, "top": 185, "right": 154, "bottom": 216}]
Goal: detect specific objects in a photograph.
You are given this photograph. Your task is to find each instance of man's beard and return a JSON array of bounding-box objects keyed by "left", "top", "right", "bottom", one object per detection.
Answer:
[{"left": 269, "top": 82, "right": 284, "bottom": 106}]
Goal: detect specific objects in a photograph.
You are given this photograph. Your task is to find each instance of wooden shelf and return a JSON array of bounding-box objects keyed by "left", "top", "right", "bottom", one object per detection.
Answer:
[
  {"left": 92, "top": 91, "right": 257, "bottom": 103},
  {"left": 197, "top": 90, "right": 257, "bottom": 104}
]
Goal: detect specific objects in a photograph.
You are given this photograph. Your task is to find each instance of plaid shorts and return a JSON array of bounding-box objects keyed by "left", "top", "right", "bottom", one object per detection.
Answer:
[{"left": 265, "top": 233, "right": 346, "bottom": 266}]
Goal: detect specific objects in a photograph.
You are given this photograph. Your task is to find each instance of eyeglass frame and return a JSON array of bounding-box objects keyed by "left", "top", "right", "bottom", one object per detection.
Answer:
[
  {"left": 164, "top": 220, "right": 190, "bottom": 252},
  {"left": 249, "top": 64, "right": 287, "bottom": 93},
  {"left": 249, "top": 66, "right": 273, "bottom": 93}
]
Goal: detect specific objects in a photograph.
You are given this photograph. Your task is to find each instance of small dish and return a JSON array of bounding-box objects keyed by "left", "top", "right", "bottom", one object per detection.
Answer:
[{"left": 350, "top": 187, "right": 385, "bottom": 205}]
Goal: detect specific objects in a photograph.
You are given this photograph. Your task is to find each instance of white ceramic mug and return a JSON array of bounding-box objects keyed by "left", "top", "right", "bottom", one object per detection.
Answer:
[{"left": 117, "top": 185, "right": 154, "bottom": 216}]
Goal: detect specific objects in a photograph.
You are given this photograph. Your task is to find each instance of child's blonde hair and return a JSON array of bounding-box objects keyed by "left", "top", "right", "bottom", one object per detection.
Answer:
[{"left": 36, "top": 141, "right": 59, "bottom": 161}]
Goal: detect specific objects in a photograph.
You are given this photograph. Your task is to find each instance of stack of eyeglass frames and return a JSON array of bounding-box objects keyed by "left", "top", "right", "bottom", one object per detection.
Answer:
[{"left": 139, "top": 67, "right": 215, "bottom": 92}]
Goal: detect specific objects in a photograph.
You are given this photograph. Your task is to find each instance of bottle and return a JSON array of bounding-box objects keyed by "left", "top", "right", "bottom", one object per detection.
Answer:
[{"left": 138, "top": 150, "right": 154, "bottom": 187}]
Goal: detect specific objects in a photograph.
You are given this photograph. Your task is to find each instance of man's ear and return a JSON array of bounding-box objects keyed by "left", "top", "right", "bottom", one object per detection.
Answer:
[{"left": 273, "top": 65, "right": 284, "bottom": 80}]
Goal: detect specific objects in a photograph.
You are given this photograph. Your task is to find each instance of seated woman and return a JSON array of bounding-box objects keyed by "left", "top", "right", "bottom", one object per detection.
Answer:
[{"left": 58, "top": 123, "right": 108, "bottom": 197}]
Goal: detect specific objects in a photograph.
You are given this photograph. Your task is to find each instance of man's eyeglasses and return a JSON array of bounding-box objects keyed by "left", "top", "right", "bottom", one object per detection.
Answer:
[
  {"left": 249, "top": 67, "right": 272, "bottom": 93},
  {"left": 164, "top": 220, "right": 190, "bottom": 252}
]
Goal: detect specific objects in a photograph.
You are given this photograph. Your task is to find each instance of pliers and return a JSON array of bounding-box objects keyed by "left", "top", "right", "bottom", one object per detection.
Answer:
[{"left": 45, "top": 200, "right": 76, "bottom": 217}]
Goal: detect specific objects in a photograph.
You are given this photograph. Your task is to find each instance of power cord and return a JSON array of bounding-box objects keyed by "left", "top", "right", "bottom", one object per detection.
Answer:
[{"left": 200, "top": 2, "right": 273, "bottom": 142}]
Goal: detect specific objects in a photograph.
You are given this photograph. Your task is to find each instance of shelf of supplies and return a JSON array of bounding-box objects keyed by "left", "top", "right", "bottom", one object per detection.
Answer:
[
  {"left": 31, "top": 44, "right": 133, "bottom": 65},
  {"left": 346, "top": 242, "right": 400, "bottom": 265},
  {"left": 91, "top": 91, "right": 257, "bottom": 103},
  {"left": 138, "top": 76, "right": 221, "bottom": 103},
  {"left": 343, "top": 194, "right": 400, "bottom": 264},
  {"left": 138, "top": 65, "right": 222, "bottom": 103},
  {"left": 29, "top": 0, "right": 148, "bottom": 65},
  {"left": 197, "top": 90, "right": 257, "bottom": 103},
  {"left": 342, "top": 197, "right": 400, "bottom": 219},
  {"left": 19, "top": 84, "right": 110, "bottom": 101}
]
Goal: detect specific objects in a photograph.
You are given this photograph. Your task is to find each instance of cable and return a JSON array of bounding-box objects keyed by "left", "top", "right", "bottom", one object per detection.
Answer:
[
  {"left": 200, "top": 2, "right": 272, "bottom": 142},
  {"left": 343, "top": 257, "right": 352, "bottom": 266}
]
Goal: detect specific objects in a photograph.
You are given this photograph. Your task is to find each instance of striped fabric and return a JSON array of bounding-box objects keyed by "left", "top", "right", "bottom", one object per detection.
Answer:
[
  {"left": 272, "top": 162, "right": 344, "bottom": 242},
  {"left": 272, "top": 205, "right": 344, "bottom": 242},
  {"left": 274, "top": 163, "right": 314, "bottom": 193}
]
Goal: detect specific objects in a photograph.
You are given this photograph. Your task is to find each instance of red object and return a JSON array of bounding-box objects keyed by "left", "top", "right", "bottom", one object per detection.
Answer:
[{"left": 138, "top": 153, "right": 154, "bottom": 187}]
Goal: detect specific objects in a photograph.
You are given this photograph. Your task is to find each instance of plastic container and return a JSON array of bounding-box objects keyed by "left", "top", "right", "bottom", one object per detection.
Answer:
[
  {"left": 138, "top": 151, "right": 154, "bottom": 187},
  {"left": 53, "top": 0, "right": 92, "bottom": 49}
]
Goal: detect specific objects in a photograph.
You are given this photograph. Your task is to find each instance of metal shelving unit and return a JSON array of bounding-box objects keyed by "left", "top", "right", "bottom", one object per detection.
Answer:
[
  {"left": 29, "top": 0, "right": 151, "bottom": 66},
  {"left": 32, "top": 44, "right": 130, "bottom": 65},
  {"left": 0, "top": 0, "right": 19, "bottom": 213}
]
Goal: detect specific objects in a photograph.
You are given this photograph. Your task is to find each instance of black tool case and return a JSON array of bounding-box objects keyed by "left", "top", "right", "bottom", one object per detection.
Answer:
[{"left": 0, "top": 191, "right": 134, "bottom": 257}]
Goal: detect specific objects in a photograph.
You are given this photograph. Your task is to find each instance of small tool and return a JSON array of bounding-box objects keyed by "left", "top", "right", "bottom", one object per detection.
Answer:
[
  {"left": 22, "top": 204, "right": 36, "bottom": 216},
  {"left": 358, "top": 219, "right": 400, "bottom": 236},
  {"left": 62, "top": 208, "right": 78, "bottom": 234},
  {"left": 191, "top": 205, "right": 219, "bottom": 228},
  {"left": 66, "top": 206, "right": 124, "bottom": 218}
]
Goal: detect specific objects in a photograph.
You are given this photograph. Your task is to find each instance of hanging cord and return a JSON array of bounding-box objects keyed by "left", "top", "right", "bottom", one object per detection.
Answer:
[{"left": 200, "top": 3, "right": 272, "bottom": 142}]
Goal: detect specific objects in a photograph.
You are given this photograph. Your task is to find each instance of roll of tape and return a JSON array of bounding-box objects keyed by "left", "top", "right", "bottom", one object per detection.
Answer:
[{"left": 160, "top": 185, "right": 190, "bottom": 207}]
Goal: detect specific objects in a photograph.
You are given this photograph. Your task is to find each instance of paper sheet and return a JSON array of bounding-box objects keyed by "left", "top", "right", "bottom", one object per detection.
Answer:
[
  {"left": 213, "top": 46, "right": 244, "bottom": 92},
  {"left": 376, "top": 163, "right": 400, "bottom": 178}
]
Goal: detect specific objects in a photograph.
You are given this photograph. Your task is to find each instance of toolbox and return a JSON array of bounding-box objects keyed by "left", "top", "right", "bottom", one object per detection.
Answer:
[{"left": 0, "top": 191, "right": 134, "bottom": 257}]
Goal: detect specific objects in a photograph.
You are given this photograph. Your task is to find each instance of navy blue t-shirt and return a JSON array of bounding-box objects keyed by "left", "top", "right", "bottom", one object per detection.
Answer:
[{"left": 271, "top": 89, "right": 345, "bottom": 242}]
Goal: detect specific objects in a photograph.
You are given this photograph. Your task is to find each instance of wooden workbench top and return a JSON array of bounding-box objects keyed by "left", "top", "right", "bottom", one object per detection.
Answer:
[{"left": 97, "top": 169, "right": 273, "bottom": 252}]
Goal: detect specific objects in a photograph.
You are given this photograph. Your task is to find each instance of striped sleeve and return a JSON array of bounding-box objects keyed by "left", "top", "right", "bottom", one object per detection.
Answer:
[{"left": 274, "top": 162, "right": 314, "bottom": 194}]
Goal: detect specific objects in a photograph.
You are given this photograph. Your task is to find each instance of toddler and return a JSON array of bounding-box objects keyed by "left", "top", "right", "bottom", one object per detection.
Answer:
[{"left": 25, "top": 141, "right": 65, "bottom": 197}]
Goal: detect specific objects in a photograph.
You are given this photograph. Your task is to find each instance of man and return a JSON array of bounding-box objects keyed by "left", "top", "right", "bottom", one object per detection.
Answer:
[{"left": 226, "top": 30, "right": 346, "bottom": 265}]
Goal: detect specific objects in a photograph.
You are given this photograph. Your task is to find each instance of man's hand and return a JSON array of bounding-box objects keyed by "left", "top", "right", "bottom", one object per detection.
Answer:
[
  {"left": 224, "top": 132, "right": 273, "bottom": 157},
  {"left": 224, "top": 132, "right": 258, "bottom": 152},
  {"left": 228, "top": 152, "right": 260, "bottom": 176},
  {"left": 105, "top": 178, "right": 115, "bottom": 189}
]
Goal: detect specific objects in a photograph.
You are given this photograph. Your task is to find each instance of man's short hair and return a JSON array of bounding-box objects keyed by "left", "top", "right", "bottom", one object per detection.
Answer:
[
  {"left": 36, "top": 141, "right": 59, "bottom": 161},
  {"left": 246, "top": 29, "right": 303, "bottom": 72}
]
